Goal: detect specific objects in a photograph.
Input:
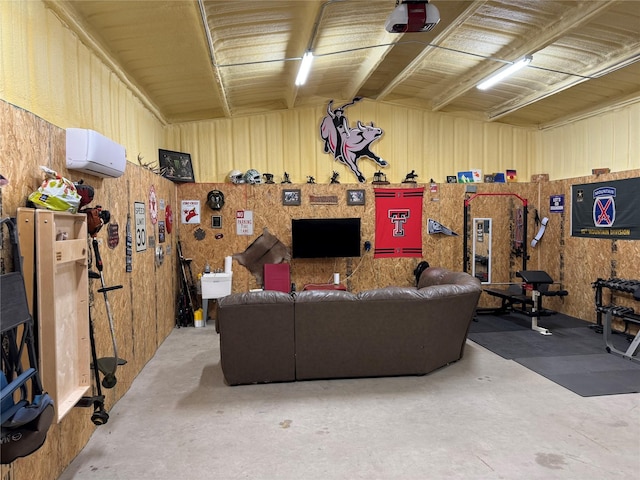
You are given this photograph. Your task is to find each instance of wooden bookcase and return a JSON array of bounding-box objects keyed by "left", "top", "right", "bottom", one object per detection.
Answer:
[{"left": 31, "top": 209, "right": 90, "bottom": 423}]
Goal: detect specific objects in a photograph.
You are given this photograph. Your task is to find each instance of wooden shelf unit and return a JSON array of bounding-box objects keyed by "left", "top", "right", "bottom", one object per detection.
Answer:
[{"left": 32, "top": 209, "right": 90, "bottom": 423}]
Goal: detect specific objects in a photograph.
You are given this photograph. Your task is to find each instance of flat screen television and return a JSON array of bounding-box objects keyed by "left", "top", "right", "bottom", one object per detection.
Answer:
[{"left": 292, "top": 218, "right": 361, "bottom": 259}]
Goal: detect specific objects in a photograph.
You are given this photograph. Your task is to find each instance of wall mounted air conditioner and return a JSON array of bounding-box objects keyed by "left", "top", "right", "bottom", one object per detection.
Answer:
[{"left": 66, "top": 128, "right": 126, "bottom": 178}]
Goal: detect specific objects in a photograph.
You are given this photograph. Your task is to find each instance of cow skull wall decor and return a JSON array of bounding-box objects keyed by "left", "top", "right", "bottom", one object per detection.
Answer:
[{"left": 320, "top": 98, "right": 388, "bottom": 183}]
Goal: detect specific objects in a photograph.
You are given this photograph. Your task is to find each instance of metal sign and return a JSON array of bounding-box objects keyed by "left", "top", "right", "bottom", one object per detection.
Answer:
[
  {"left": 236, "top": 210, "right": 254, "bottom": 236},
  {"left": 107, "top": 222, "right": 119, "bottom": 249},
  {"left": 134, "top": 201, "right": 147, "bottom": 252}
]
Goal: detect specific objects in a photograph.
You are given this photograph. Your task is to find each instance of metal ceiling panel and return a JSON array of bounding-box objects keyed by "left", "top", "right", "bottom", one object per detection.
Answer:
[{"left": 58, "top": 0, "right": 640, "bottom": 127}]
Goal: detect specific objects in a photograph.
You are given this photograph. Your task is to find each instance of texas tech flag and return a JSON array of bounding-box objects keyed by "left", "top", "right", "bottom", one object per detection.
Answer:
[{"left": 374, "top": 187, "right": 424, "bottom": 258}]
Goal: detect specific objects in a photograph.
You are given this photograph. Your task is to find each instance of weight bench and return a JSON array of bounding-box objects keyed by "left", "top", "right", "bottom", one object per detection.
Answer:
[
  {"left": 483, "top": 284, "right": 533, "bottom": 313},
  {"left": 482, "top": 270, "right": 568, "bottom": 335}
]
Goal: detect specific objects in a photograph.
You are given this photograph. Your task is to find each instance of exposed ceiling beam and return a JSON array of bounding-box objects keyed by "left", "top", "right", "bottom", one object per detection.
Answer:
[
  {"left": 487, "top": 50, "right": 640, "bottom": 122},
  {"left": 430, "top": 0, "right": 618, "bottom": 112},
  {"left": 198, "top": 0, "right": 231, "bottom": 118},
  {"left": 286, "top": 0, "right": 327, "bottom": 109},
  {"left": 539, "top": 91, "right": 640, "bottom": 131}
]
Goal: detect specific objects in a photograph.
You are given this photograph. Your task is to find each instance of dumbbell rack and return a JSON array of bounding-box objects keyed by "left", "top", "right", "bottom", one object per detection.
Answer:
[{"left": 593, "top": 278, "right": 640, "bottom": 364}]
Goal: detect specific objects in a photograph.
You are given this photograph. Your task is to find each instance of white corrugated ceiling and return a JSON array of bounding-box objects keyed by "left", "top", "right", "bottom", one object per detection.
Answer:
[{"left": 49, "top": 0, "right": 640, "bottom": 127}]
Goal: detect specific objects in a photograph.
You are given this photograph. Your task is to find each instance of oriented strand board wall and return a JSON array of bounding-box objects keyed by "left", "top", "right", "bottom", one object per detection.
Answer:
[
  {"left": 177, "top": 182, "right": 470, "bottom": 299},
  {"left": 177, "top": 171, "right": 640, "bottom": 326},
  {"left": 537, "top": 170, "right": 640, "bottom": 324},
  {"left": 0, "top": 100, "right": 177, "bottom": 480}
]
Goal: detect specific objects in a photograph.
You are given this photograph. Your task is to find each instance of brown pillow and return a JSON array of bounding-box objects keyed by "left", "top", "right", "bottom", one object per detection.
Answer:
[{"left": 232, "top": 228, "right": 290, "bottom": 286}]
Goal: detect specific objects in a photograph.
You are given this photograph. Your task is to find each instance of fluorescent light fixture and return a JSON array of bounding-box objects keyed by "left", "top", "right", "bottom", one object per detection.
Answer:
[
  {"left": 295, "top": 52, "right": 314, "bottom": 86},
  {"left": 477, "top": 55, "right": 533, "bottom": 91}
]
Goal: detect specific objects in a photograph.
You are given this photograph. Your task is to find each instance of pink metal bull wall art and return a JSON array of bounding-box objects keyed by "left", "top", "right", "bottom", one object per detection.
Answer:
[{"left": 320, "top": 98, "right": 388, "bottom": 183}]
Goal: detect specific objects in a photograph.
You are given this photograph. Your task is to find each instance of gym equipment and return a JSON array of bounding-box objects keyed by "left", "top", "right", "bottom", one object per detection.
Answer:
[
  {"left": 531, "top": 217, "right": 549, "bottom": 247},
  {"left": 463, "top": 193, "right": 528, "bottom": 278},
  {"left": 592, "top": 278, "right": 640, "bottom": 363},
  {"left": 482, "top": 270, "right": 568, "bottom": 335},
  {"left": 1, "top": 217, "right": 54, "bottom": 463}
]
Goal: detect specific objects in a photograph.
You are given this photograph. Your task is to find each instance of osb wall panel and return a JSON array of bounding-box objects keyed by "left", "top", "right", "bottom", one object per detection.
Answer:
[
  {"left": 178, "top": 183, "right": 433, "bottom": 297},
  {"left": 177, "top": 182, "right": 542, "bottom": 297},
  {"left": 0, "top": 100, "right": 177, "bottom": 480},
  {"left": 538, "top": 170, "right": 640, "bottom": 324},
  {"left": 178, "top": 170, "right": 639, "bottom": 327}
]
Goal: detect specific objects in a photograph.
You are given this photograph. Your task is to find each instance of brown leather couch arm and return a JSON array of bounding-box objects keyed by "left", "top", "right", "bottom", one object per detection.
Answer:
[{"left": 217, "top": 291, "right": 295, "bottom": 385}]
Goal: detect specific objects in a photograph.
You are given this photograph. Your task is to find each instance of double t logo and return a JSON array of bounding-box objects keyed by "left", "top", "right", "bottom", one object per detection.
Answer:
[{"left": 388, "top": 209, "right": 410, "bottom": 237}]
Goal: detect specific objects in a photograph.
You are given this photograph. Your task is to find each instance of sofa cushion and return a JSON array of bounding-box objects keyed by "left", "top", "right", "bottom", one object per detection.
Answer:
[{"left": 295, "top": 289, "right": 358, "bottom": 303}]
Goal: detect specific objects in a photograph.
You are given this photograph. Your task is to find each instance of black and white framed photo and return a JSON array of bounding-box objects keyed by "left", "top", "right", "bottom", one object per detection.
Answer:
[
  {"left": 211, "top": 215, "right": 222, "bottom": 229},
  {"left": 347, "top": 189, "right": 365, "bottom": 206},
  {"left": 282, "top": 189, "right": 301, "bottom": 206},
  {"left": 159, "top": 149, "right": 195, "bottom": 183}
]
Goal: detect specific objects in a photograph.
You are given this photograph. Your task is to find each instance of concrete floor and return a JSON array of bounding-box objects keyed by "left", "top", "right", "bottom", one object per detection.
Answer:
[{"left": 60, "top": 326, "right": 640, "bottom": 480}]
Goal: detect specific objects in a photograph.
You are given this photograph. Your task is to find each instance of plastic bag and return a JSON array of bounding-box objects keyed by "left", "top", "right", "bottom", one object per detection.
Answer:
[{"left": 27, "top": 166, "right": 81, "bottom": 213}]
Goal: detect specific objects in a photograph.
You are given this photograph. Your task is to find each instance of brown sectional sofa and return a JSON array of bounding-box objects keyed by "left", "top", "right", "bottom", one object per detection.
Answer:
[{"left": 217, "top": 267, "right": 482, "bottom": 386}]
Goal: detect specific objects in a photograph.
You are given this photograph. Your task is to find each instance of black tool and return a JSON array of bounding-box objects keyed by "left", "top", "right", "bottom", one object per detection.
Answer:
[{"left": 91, "top": 237, "right": 125, "bottom": 388}]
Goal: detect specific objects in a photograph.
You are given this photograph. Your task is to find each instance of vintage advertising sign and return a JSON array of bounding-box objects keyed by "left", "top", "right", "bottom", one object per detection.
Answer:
[
  {"left": 181, "top": 200, "right": 200, "bottom": 224},
  {"left": 149, "top": 185, "right": 158, "bottom": 224},
  {"left": 571, "top": 177, "right": 640, "bottom": 240}
]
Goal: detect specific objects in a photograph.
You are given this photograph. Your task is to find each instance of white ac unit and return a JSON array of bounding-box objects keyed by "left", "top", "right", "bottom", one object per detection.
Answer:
[{"left": 66, "top": 128, "right": 126, "bottom": 178}]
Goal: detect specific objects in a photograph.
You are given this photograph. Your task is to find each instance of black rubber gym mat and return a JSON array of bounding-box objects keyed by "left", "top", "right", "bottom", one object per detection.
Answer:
[{"left": 468, "top": 314, "right": 640, "bottom": 396}]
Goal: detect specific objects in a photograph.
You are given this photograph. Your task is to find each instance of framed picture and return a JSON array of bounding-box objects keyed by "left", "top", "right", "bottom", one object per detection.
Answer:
[
  {"left": 282, "top": 189, "right": 301, "bottom": 206},
  {"left": 347, "top": 189, "right": 365, "bottom": 206},
  {"left": 159, "top": 149, "right": 195, "bottom": 183},
  {"left": 211, "top": 215, "right": 222, "bottom": 229}
]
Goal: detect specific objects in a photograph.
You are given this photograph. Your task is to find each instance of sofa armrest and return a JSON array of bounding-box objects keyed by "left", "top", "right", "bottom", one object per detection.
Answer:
[{"left": 217, "top": 290, "right": 295, "bottom": 385}]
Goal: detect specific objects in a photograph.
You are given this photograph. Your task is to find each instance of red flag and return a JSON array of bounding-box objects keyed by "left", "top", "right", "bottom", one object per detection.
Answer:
[{"left": 374, "top": 187, "right": 424, "bottom": 258}]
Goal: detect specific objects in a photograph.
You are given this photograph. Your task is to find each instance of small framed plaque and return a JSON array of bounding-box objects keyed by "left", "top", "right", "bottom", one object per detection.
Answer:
[
  {"left": 347, "top": 189, "right": 365, "bottom": 206},
  {"left": 282, "top": 189, "right": 301, "bottom": 206}
]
